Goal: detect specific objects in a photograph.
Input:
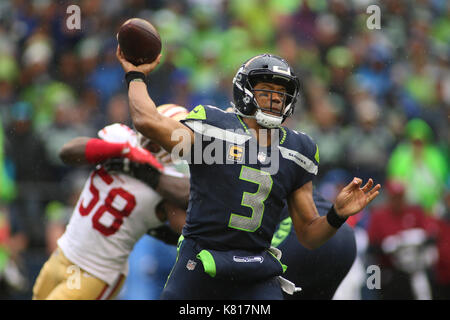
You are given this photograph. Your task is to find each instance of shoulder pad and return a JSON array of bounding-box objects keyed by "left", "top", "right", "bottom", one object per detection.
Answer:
[
  {"left": 183, "top": 105, "right": 244, "bottom": 136},
  {"left": 278, "top": 127, "right": 320, "bottom": 174},
  {"left": 185, "top": 105, "right": 207, "bottom": 121}
]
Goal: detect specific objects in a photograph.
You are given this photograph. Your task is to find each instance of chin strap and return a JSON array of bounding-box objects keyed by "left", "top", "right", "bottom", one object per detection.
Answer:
[
  {"left": 231, "top": 104, "right": 284, "bottom": 129},
  {"left": 255, "top": 109, "right": 283, "bottom": 129}
]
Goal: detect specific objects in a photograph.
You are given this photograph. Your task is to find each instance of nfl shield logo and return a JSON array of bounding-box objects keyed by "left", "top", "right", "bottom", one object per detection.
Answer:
[{"left": 186, "top": 259, "right": 197, "bottom": 271}]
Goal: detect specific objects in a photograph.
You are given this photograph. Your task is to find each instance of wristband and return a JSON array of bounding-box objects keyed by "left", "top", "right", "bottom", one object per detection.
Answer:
[
  {"left": 85, "top": 139, "right": 125, "bottom": 164},
  {"left": 326, "top": 205, "right": 348, "bottom": 229},
  {"left": 125, "top": 71, "right": 146, "bottom": 89}
]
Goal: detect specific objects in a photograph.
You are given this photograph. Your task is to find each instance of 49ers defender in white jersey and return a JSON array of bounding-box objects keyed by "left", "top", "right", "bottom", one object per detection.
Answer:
[
  {"left": 59, "top": 124, "right": 166, "bottom": 285},
  {"left": 33, "top": 105, "right": 189, "bottom": 300}
]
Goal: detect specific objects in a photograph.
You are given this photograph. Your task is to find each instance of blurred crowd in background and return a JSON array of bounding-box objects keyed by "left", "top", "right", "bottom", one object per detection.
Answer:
[{"left": 0, "top": 0, "right": 448, "bottom": 300}]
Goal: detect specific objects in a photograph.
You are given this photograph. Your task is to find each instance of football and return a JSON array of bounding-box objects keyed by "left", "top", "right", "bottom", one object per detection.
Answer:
[{"left": 117, "top": 18, "right": 162, "bottom": 66}]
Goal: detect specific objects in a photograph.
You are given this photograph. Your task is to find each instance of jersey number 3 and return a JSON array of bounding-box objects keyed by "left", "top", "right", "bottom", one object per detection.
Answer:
[
  {"left": 228, "top": 166, "right": 273, "bottom": 232},
  {"left": 78, "top": 168, "right": 136, "bottom": 236}
]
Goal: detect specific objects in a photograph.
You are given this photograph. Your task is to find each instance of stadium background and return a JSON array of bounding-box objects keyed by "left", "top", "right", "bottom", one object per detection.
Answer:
[{"left": 0, "top": 0, "right": 448, "bottom": 299}]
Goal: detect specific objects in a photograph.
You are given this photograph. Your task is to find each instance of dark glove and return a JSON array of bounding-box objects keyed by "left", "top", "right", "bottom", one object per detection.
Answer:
[
  {"left": 103, "top": 157, "right": 161, "bottom": 189},
  {"left": 147, "top": 225, "right": 180, "bottom": 246}
]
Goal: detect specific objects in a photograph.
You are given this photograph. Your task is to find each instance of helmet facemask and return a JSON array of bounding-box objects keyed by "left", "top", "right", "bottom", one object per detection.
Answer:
[
  {"left": 241, "top": 73, "right": 297, "bottom": 128},
  {"left": 250, "top": 73, "right": 297, "bottom": 127},
  {"left": 232, "top": 54, "right": 300, "bottom": 129}
]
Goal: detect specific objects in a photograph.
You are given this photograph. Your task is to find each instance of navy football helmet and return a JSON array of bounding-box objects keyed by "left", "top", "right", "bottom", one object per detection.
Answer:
[{"left": 232, "top": 54, "right": 300, "bottom": 128}]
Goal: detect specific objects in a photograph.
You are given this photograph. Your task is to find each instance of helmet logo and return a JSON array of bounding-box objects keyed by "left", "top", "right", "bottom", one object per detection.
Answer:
[{"left": 273, "top": 65, "right": 291, "bottom": 75}]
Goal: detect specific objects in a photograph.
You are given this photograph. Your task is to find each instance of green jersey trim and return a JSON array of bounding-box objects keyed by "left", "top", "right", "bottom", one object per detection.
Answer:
[
  {"left": 197, "top": 250, "right": 217, "bottom": 278},
  {"left": 278, "top": 127, "right": 287, "bottom": 145},
  {"left": 235, "top": 114, "right": 251, "bottom": 134},
  {"left": 164, "top": 235, "right": 185, "bottom": 289},
  {"left": 271, "top": 217, "right": 293, "bottom": 247},
  {"left": 185, "top": 105, "right": 207, "bottom": 120},
  {"left": 315, "top": 144, "right": 320, "bottom": 164},
  {"left": 267, "top": 249, "right": 288, "bottom": 273}
]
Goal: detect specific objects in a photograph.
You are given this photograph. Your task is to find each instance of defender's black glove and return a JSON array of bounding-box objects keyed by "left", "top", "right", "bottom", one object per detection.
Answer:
[
  {"left": 103, "top": 157, "right": 161, "bottom": 189},
  {"left": 146, "top": 225, "right": 180, "bottom": 246}
]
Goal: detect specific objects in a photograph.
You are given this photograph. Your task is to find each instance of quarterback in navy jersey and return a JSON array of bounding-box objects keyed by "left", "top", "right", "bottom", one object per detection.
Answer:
[
  {"left": 180, "top": 104, "right": 319, "bottom": 252},
  {"left": 116, "top": 49, "right": 381, "bottom": 299}
]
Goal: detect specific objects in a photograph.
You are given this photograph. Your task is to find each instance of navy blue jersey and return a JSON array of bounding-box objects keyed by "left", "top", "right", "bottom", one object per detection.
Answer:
[{"left": 180, "top": 105, "right": 319, "bottom": 251}]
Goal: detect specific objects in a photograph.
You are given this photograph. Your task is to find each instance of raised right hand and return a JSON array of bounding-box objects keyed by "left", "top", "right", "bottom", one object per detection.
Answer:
[{"left": 116, "top": 45, "right": 162, "bottom": 76}]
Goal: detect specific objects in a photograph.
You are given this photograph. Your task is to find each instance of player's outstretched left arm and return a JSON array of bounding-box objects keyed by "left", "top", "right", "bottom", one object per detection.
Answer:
[
  {"left": 116, "top": 46, "right": 194, "bottom": 154},
  {"left": 60, "top": 136, "right": 190, "bottom": 207},
  {"left": 103, "top": 157, "right": 190, "bottom": 209},
  {"left": 59, "top": 136, "right": 162, "bottom": 170},
  {"left": 59, "top": 137, "right": 92, "bottom": 165},
  {"left": 288, "top": 179, "right": 380, "bottom": 250}
]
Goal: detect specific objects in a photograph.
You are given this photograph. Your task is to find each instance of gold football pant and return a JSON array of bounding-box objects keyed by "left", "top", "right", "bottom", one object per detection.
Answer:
[{"left": 32, "top": 247, "right": 125, "bottom": 300}]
